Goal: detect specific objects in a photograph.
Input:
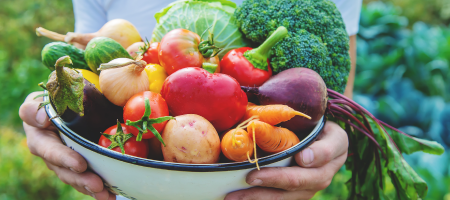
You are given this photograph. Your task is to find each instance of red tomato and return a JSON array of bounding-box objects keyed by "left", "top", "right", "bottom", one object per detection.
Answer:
[
  {"left": 158, "top": 29, "right": 220, "bottom": 75},
  {"left": 161, "top": 67, "right": 248, "bottom": 132},
  {"left": 99, "top": 124, "right": 149, "bottom": 158},
  {"left": 123, "top": 91, "right": 170, "bottom": 140},
  {"left": 220, "top": 47, "right": 272, "bottom": 87},
  {"left": 142, "top": 42, "right": 160, "bottom": 65}
]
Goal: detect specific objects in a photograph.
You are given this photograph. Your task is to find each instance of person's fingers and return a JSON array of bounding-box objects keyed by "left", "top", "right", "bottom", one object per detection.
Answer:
[
  {"left": 245, "top": 152, "right": 348, "bottom": 192},
  {"left": 295, "top": 121, "right": 348, "bottom": 168},
  {"left": 245, "top": 166, "right": 334, "bottom": 191},
  {"left": 19, "top": 91, "right": 53, "bottom": 129},
  {"left": 24, "top": 123, "right": 87, "bottom": 173},
  {"left": 224, "top": 187, "right": 316, "bottom": 200},
  {"left": 46, "top": 162, "right": 111, "bottom": 200}
]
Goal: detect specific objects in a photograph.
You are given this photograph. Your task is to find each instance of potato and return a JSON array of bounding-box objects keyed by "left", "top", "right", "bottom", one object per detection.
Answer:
[{"left": 162, "top": 114, "right": 220, "bottom": 164}]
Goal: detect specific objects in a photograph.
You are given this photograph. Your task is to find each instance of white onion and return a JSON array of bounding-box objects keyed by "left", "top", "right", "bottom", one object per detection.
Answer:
[{"left": 98, "top": 58, "right": 149, "bottom": 106}]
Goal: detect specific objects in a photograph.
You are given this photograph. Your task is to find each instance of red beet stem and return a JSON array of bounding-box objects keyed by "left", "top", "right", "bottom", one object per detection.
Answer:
[
  {"left": 332, "top": 113, "right": 386, "bottom": 159},
  {"left": 333, "top": 114, "right": 384, "bottom": 186},
  {"left": 330, "top": 104, "right": 373, "bottom": 136},
  {"left": 327, "top": 89, "right": 401, "bottom": 154}
]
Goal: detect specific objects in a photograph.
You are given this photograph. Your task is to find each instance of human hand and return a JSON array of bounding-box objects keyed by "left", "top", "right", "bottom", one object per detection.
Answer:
[
  {"left": 19, "top": 91, "right": 116, "bottom": 200},
  {"left": 225, "top": 121, "right": 348, "bottom": 200}
]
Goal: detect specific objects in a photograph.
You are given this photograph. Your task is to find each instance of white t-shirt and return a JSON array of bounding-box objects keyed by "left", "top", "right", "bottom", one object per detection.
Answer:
[{"left": 73, "top": 0, "right": 362, "bottom": 38}]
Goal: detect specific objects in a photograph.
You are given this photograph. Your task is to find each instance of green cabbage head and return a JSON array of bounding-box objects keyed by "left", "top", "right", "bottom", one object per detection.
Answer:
[{"left": 151, "top": 0, "right": 251, "bottom": 58}]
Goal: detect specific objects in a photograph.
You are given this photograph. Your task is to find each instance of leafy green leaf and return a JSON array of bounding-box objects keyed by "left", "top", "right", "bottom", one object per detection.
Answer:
[
  {"left": 372, "top": 120, "right": 428, "bottom": 199},
  {"left": 388, "top": 128, "right": 445, "bottom": 155},
  {"left": 151, "top": 0, "right": 251, "bottom": 58}
]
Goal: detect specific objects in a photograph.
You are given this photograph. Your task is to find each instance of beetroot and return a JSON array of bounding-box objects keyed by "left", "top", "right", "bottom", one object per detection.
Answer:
[{"left": 241, "top": 68, "right": 327, "bottom": 135}]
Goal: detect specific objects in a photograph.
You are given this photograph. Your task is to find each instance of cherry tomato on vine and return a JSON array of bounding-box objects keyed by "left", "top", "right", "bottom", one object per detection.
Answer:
[
  {"left": 141, "top": 42, "right": 160, "bottom": 65},
  {"left": 99, "top": 122, "right": 149, "bottom": 158}
]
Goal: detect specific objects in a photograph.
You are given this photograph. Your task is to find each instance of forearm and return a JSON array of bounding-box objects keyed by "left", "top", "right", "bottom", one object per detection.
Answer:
[{"left": 344, "top": 34, "right": 356, "bottom": 99}]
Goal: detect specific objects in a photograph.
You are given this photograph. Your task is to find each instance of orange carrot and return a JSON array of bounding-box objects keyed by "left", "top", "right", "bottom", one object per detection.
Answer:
[
  {"left": 221, "top": 129, "right": 254, "bottom": 162},
  {"left": 242, "top": 103, "right": 311, "bottom": 125},
  {"left": 220, "top": 116, "right": 257, "bottom": 162},
  {"left": 247, "top": 120, "right": 300, "bottom": 153}
]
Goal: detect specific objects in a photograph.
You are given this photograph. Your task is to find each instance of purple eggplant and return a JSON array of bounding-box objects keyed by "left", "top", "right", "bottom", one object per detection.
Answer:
[{"left": 43, "top": 56, "right": 123, "bottom": 142}]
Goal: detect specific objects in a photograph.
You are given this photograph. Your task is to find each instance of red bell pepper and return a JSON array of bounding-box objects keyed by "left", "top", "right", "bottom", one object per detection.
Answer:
[{"left": 220, "top": 26, "right": 288, "bottom": 87}]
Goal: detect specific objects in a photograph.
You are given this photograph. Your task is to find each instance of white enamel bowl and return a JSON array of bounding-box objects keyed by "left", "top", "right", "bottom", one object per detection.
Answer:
[{"left": 44, "top": 95, "right": 325, "bottom": 200}]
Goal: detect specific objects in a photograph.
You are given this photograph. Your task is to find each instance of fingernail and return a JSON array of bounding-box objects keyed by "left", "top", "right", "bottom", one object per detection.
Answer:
[
  {"left": 69, "top": 167, "right": 79, "bottom": 173},
  {"left": 36, "top": 108, "right": 47, "bottom": 126},
  {"left": 302, "top": 148, "right": 314, "bottom": 165},
  {"left": 249, "top": 179, "right": 262, "bottom": 186},
  {"left": 85, "top": 186, "right": 95, "bottom": 198}
]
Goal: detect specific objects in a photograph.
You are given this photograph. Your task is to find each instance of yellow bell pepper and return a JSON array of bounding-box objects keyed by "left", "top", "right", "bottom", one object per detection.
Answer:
[
  {"left": 76, "top": 69, "right": 101, "bottom": 92},
  {"left": 144, "top": 64, "right": 168, "bottom": 93}
]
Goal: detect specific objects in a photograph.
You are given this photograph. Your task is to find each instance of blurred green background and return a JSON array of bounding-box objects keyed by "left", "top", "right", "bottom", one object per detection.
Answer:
[{"left": 0, "top": 0, "right": 449, "bottom": 199}]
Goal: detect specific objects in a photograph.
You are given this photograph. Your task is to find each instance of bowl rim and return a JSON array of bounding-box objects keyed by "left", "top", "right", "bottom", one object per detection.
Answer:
[{"left": 44, "top": 93, "right": 326, "bottom": 172}]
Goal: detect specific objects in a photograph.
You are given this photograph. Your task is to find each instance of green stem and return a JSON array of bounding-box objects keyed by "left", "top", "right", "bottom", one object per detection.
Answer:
[
  {"left": 125, "top": 98, "right": 174, "bottom": 145},
  {"left": 243, "top": 26, "right": 288, "bottom": 71},
  {"left": 198, "top": 31, "right": 221, "bottom": 58},
  {"left": 102, "top": 121, "right": 134, "bottom": 155},
  {"left": 97, "top": 60, "right": 147, "bottom": 72},
  {"left": 202, "top": 63, "right": 218, "bottom": 74},
  {"left": 55, "top": 56, "right": 73, "bottom": 81}
]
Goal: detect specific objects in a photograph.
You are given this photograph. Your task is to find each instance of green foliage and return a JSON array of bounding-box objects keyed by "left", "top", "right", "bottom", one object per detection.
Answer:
[
  {"left": 366, "top": 0, "right": 450, "bottom": 26},
  {"left": 355, "top": 1, "right": 450, "bottom": 147},
  {"left": 0, "top": 0, "right": 94, "bottom": 199},
  {"left": 0, "top": 127, "right": 91, "bottom": 200},
  {"left": 348, "top": 1, "right": 450, "bottom": 199},
  {"left": 234, "top": 0, "right": 350, "bottom": 93},
  {"left": 0, "top": 0, "right": 75, "bottom": 127}
]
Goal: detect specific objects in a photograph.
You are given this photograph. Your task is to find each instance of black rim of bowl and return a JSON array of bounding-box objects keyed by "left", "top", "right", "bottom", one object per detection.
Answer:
[{"left": 44, "top": 93, "right": 326, "bottom": 172}]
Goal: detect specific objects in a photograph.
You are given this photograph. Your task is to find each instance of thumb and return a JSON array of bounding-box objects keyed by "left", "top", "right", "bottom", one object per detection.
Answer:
[{"left": 19, "top": 92, "right": 52, "bottom": 128}]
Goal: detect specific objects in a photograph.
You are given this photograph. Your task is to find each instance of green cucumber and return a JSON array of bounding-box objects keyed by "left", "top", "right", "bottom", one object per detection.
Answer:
[
  {"left": 41, "top": 42, "right": 89, "bottom": 71},
  {"left": 84, "top": 37, "right": 132, "bottom": 74}
]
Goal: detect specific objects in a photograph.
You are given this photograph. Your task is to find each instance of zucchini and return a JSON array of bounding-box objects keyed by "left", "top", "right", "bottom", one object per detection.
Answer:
[
  {"left": 84, "top": 37, "right": 132, "bottom": 74},
  {"left": 41, "top": 42, "right": 89, "bottom": 71}
]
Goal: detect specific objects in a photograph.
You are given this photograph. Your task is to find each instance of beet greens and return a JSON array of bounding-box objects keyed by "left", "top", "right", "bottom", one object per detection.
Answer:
[
  {"left": 242, "top": 67, "right": 444, "bottom": 199},
  {"left": 328, "top": 89, "right": 444, "bottom": 199}
]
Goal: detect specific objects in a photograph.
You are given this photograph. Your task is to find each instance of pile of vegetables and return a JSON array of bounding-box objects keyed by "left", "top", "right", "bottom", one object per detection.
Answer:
[{"left": 35, "top": 0, "right": 444, "bottom": 199}]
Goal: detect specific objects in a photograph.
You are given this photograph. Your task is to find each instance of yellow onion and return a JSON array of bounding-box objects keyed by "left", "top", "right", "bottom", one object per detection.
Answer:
[{"left": 98, "top": 58, "right": 149, "bottom": 106}]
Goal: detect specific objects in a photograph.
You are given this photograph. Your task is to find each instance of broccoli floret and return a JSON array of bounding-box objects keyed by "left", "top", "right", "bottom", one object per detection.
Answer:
[
  {"left": 270, "top": 30, "right": 328, "bottom": 73},
  {"left": 235, "top": 0, "right": 350, "bottom": 93}
]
